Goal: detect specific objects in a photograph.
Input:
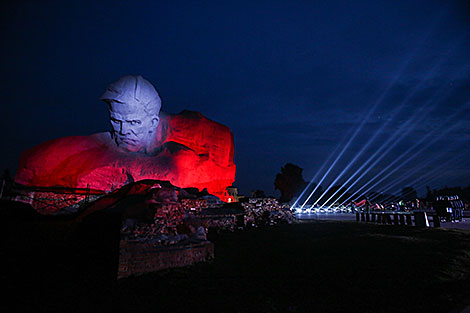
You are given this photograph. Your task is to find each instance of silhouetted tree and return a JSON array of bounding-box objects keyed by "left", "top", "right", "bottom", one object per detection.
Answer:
[
  {"left": 426, "top": 185, "right": 470, "bottom": 203},
  {"left": 274, "top": 163, "right": 307, "bottom": 203}
]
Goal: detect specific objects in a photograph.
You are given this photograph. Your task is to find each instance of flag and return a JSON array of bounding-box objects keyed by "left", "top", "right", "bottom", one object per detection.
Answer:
[{"left": 354, "top": 199, "right": 366, "bottom": 206}]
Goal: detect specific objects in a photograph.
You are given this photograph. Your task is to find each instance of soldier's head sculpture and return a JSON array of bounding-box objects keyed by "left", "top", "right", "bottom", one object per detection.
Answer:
[{"left": 100, "top": 75, "right": 161, "bottom": 154}]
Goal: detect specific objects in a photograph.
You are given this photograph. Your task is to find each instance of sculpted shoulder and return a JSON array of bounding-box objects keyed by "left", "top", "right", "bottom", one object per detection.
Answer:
[
  {"left": 162, "top": 110, "right": 235, "bottom": 167},
  {"left": 19, "top": 134, "right": 109, "bottom": 162},
  {"left": 15, "top": 133, "right": 111, "bottom": 186}
]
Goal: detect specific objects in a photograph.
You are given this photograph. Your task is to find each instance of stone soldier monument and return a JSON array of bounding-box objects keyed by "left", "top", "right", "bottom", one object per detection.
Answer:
[{"left": 15, "top": 75, "right": 236, "bottom": 201}]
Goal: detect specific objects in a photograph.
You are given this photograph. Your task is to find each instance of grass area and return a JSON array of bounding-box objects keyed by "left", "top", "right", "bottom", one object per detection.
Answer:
[
  {"left": 4, "top": 221, "right": 470, "bottom": 313},
  {"left": 117, "top": 221, "right": 470, "bottom": 313}
]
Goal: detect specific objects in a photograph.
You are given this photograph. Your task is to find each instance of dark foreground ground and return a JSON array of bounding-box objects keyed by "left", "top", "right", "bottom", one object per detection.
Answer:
[{"left": 4, "top": 220, "right": 470, "bottom": 313}]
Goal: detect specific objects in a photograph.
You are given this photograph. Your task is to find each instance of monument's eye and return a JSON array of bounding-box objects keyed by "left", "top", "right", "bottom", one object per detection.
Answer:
[{"left": 129, "top": 120, "right": 141, "bottom": 126}]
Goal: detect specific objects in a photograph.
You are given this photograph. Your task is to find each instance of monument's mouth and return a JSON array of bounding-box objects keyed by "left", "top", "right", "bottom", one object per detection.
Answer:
[
  {"left": 119, "top": 137, "right": 138, "bottom": 145},
  {"left": 118, "top": 138, "right": 143, "bottom": 152}
]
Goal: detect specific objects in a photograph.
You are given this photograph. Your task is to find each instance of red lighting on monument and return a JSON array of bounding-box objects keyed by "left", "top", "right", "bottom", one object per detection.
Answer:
[{"left": 15, "top": 110, "right": 236, "bottom": 202}]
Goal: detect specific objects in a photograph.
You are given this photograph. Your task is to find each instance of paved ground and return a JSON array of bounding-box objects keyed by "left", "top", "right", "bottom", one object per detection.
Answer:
[
  {"left": 295, "top": 213, "right": 470, "bottom": 230},
  {"left": 297, "top": 212, "right": 470, "bottom": 313}
]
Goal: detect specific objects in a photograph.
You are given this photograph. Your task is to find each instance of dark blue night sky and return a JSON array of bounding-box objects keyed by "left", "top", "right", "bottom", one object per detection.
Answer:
[{"left": 1, "top": 0, "right": 469, "bottom": 197}]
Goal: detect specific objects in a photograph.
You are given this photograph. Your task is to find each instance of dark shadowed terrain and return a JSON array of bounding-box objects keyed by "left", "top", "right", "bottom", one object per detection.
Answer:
[{"left": 3, "top": 217, "right": 470, "bottom": 313}]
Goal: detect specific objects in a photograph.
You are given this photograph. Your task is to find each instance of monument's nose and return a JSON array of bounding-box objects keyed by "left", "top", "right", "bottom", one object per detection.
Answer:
[{"left": 120, "top": 122, "right": 131, "bottom": 135}]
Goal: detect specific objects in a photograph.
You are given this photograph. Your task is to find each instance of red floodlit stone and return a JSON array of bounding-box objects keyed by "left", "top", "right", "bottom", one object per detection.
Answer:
[{"left": 15, "top": 110, "right": 236, "bottom": 201}]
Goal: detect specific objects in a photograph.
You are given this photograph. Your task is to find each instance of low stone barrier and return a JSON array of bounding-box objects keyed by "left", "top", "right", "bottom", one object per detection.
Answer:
[
  {"left": 356, "top": 211, "right": 440, "bottom": 228},
  {"left": 118, "top": 240, "right": 214, "bottom": 279}
]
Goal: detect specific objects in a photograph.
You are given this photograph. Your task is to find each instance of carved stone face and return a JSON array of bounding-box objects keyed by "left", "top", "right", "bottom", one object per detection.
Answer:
[
  {"left": 100, "top": 75, "right": 162, "bottom": 154},
  {"left": 109, "top": 101, "right": 159, "bottom": 153}
]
